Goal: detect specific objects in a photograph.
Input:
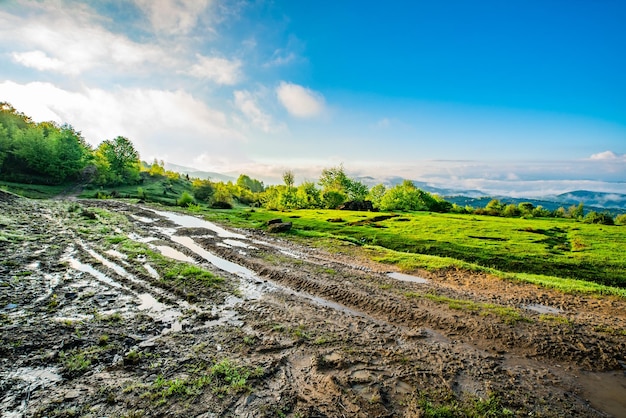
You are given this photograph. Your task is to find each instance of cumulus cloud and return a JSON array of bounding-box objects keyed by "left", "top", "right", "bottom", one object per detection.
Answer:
[
  {"left": 188, "top": 54, "right": 242, "bottom": 84},
  {"left": 590, "top": 150, "right": 625, "bottom": 161},
  {"left": 276, "top": 81, "right": 325, "bottom": 118},
  {"left": 134, "top": 0, "right": 213, "bottom": 35},
  {"left": 0, "top": 4, "right": 172, "bottom": 76},
  {"left": 0, "top": 81, "right": 244, "bottom": 164},
  {"left": 11, "top": 50, "right": 68, "bottom": 74}
]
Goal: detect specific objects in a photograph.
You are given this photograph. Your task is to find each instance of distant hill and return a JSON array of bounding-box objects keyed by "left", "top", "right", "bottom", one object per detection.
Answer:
[
  {"left": 445, "top": 193, "right": 626, "bottom": 215},
  {"left": 553, "top": 190, "right": 626, "bottom": 210},
  {"left": 164, "top": 162, "right": 235, "bottom": 182}
]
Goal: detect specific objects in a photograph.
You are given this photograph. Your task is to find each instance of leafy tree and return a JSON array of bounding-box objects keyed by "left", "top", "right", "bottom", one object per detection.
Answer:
[
  {"left": 296, "top": 181, "right": 321, "bottom": 208},
  {"left": 615, "top": 214, "right": 626, "bottom": 226},
  {"left": 148, "top": 159, "right": 165, "bottom": 177},
  {"left": 212, "top": 182, "right": 234, "bottom": 208},
  {"left": 503, "top": 204, "right": 521, "bottom": 217},
  {"left": 236, "top": 174, "right": 264, "bottom": 193},
  {"left": 367, "top": 184, "right": 386, "bottom": 209},
  {"left": 322, "top": 190, "right": 347, "bottom": 209},
  {"left": 567, "top": 202, "right": 584, "bottom": 219},
  {"left": 484, "top": 199, "right": 504, "bottom": 216},
  {"left": 318, "top": 164, "right": 368, "bottom": 202},
  {"left": 93, "top": 136, "right": 140, "bottom": 185},
  {"left": 378, "top": 180, "right": 443, "bottom": 212},
  {"left": 584, "top": 211, "right": 614, "bottom": 225},
  {"left": 282, "top": 170, "right": 295, "bottom": 188},
  {"left": 192, "top": 179, "right": 214, "bottom": 202}
]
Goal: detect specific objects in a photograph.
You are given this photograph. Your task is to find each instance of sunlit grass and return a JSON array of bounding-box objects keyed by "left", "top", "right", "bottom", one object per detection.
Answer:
[{"left": 187, "top": 207, "right": 626, "bottom": 297}]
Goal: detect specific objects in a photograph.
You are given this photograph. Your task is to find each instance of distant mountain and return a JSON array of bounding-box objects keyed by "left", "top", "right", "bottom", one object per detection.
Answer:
[
  {"left": 553, "top": 190, "right": 626, "bottom": 210},
  {"left": 164, "top": 162, "right": 235, "bottom": 182},
  {"left": 444, "top": 192, "right": 626, "bottom": 215},
  {"left": 355, "top": 176, "right": 486, "bottom": 198}
]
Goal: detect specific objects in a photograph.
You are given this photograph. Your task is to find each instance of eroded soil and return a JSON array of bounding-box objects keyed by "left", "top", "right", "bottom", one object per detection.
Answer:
[{"left": 1, "top": 192, "right": 625, "bottom": 417}]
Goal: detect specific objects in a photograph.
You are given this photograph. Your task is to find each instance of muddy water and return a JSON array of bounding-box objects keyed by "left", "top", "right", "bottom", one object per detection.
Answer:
[
  {"left": 524, "top": 303, "right": 563, "bottom": 314},
  {"left": 64, "top": 247, "right": 185, "bottom": 333},
  {"left": 576, "top": 370, "right": 626, "bottom": 417},
  {"left": 387, "top": 272, "right": 430, "bottom": 284},
  {"left": 0, "top": 367, "right": 63, "bottom": 418},
  {"left": 149, "top": 209, "right": 246, "bottom": 239}
]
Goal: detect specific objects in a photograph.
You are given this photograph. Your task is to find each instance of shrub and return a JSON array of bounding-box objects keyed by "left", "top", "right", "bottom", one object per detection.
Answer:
[
  {"left": 615, "top": 213, "right": 626, "bottom": 226},
  {"left": 584, "top": 211, "right": 614, "bottom": 225},
  {"left": 177, "top": 191, "right": 195, "bottom": 207}
]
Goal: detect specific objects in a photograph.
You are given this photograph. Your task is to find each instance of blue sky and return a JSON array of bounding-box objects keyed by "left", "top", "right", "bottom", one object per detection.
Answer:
[{"left": 0, "top": 0, "right": 625, "bottom": 196}]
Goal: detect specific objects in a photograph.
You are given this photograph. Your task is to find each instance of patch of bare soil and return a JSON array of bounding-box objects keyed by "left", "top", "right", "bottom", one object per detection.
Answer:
[{"left": 1, "top": 192, "right": 625, "bottom": 417}]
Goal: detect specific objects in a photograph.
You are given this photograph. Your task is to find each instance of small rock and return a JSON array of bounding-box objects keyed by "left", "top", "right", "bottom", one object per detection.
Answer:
[
  {"left": 64, "top": 390, "right": 81, "bottom": 400},
  {"left": 267, "top": 222, "right": 292, "bottom": 233}
]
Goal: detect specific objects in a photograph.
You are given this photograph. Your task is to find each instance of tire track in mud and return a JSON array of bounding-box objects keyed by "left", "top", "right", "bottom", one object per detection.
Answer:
[{"left": 194, "top": 236, "right": 625, "bottom": 372}]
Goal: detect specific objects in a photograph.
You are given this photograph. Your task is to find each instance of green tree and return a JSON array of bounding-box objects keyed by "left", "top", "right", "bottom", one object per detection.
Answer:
[
  {"left": 378, "top": 180, "right": 442, "bottom": 212},
  {"left": 148, "top": 159, "right": 165, "bottom": 177},
  {"left": 367, "top": 184, "right": 387, "bottom": 209},
  {"left": 282, "top": 170, "right": 295, "bottom": 188},
  {"left": 236, "top": 174, "right": 264, "bottom": 193},
  {"left": 296, "top": 181, "right": 321, "bottom": 208},
  {"left": 318, "top": 164, "right": 368, "bottom": 202},
  {"left": 192, "top": 179, "right": 214, "bottom": 202},
  {"left": 567, "top": 202, "right": 585, "bottom": 219},
  {"left": 94, "top": 136, "right": 140, "bottom": 185}
]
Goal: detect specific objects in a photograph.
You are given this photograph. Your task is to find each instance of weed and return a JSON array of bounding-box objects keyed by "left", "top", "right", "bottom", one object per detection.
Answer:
[
  {"left": 243, "top": 335, "right": 257, "bottom": 346},
  {"left": 60, "top": 351, "right": 91, "bottom": 375},
  {"left": 594, "top": 325, "right": 626, "bottom": 336},
  {"left": 539, "top": 314, "right": 571, "bottom": 325}
]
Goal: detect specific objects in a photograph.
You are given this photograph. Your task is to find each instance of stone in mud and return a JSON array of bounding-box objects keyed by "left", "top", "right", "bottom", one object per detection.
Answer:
[{"left": 267, "top": 222, "right": 292, "bottom": 233}]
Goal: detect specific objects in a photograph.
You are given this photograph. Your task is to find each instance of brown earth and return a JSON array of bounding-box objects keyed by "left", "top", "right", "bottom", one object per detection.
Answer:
[{"left": 1, "top": 192, "right": 625, "bottom": 417}]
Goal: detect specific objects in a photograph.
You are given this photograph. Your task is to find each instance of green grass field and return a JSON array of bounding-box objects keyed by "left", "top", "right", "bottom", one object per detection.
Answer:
[
  {"left": 0, "top": 180, "right": 71, "bottom": 199},
  {"left": 191, "top": 207, "right": 626, "bottom": 297},
  {"left": 80, "top": 175, "right": 193, "bottom": 206}
]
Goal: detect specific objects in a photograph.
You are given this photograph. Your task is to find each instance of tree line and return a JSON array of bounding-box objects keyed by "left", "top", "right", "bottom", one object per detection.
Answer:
[
  {"left": 1, "top": 102, "right": 623, "bottom": 225},
  {"left": 0, "top": 103, "right": 141, "bottom": 187}
]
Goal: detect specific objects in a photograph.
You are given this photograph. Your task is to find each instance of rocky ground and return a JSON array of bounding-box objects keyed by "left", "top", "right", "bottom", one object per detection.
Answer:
[{"left": 1, "top": 191, "right": 625, "bottom": 417}]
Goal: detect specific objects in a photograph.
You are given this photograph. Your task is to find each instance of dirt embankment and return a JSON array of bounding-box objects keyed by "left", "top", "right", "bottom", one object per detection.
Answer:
[{"left": 1, "top": 193, "right": 625, "bottom": 417}]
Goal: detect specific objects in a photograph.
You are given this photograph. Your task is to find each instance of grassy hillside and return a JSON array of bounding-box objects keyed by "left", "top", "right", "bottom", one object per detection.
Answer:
[{"left": 192, "top": 207, "right": 626, "bottom": 296}]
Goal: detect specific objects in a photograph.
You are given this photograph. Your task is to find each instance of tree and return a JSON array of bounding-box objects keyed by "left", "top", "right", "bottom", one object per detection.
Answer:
[
  {"left": 192, "top": 179, "right": 214, "bottom": 202},
  {"left": 567, "top": 203, "right": 584, "bottom": 219},
  {"left": 584, "top": 211, "right": 614, "bottom": 225},
  {"left": 318, "top": 164, "right": 369, "bottom": 202},
  {"left": 367, "top": 184, "right": 386, "bottom": 209},
  {"left": 94, "top": 136, "right": 140, "bottom": 185},
  {"left": 236, "top": 174, "right": 264, "bottom": 193},
  {"left": 282, "top": 170, "right": 295, "bottom": 188},
  {"left": 296, "top": 181, "right": 321, "bottom": 208}
]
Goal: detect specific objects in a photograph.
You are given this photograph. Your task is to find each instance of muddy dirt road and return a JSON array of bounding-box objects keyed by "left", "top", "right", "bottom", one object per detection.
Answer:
[{"left": 1, "top": 192, "right": 625, "bottom": 417}]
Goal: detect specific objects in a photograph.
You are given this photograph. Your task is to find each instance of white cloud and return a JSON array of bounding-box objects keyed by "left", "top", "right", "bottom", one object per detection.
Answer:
[
  {"left": 590, "top": 150, "right": 625, "bottom": 161},
  {"left": 276, "top": 81, "right": 325, "bottom": 118},
  {"left": 0, "top": 4, "right": 172, "bottom": 76},
  {"left": 233, "top": 90, "right": 284, "bottom": 133},
  {"left": 0, "top": 81, "right": 244, "bottom": 164},
  {"left": 134, "top": 0, "right": 213, "bottom": 35},
  {"left": 188, "top": 54, "right": 242, "bottom": 85},
  {"left": 11, "top": 50, "right": 68, "bottom": 74}
]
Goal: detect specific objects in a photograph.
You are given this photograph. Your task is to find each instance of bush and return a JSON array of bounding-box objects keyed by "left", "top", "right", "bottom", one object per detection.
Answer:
[
  {"left": 616, "top": 214, "right": 626, "bottom": 226},
  {"left": 584, "top": 211, "right": 614, "bottom": 225},
  {"left": 177, "top": 191, "right": 195, "bottom": 207}
]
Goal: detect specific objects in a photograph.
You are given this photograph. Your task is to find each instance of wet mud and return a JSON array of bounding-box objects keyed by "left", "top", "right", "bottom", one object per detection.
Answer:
[{"left": 1, "top": 192, "right": 625, "bottom": 417}]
